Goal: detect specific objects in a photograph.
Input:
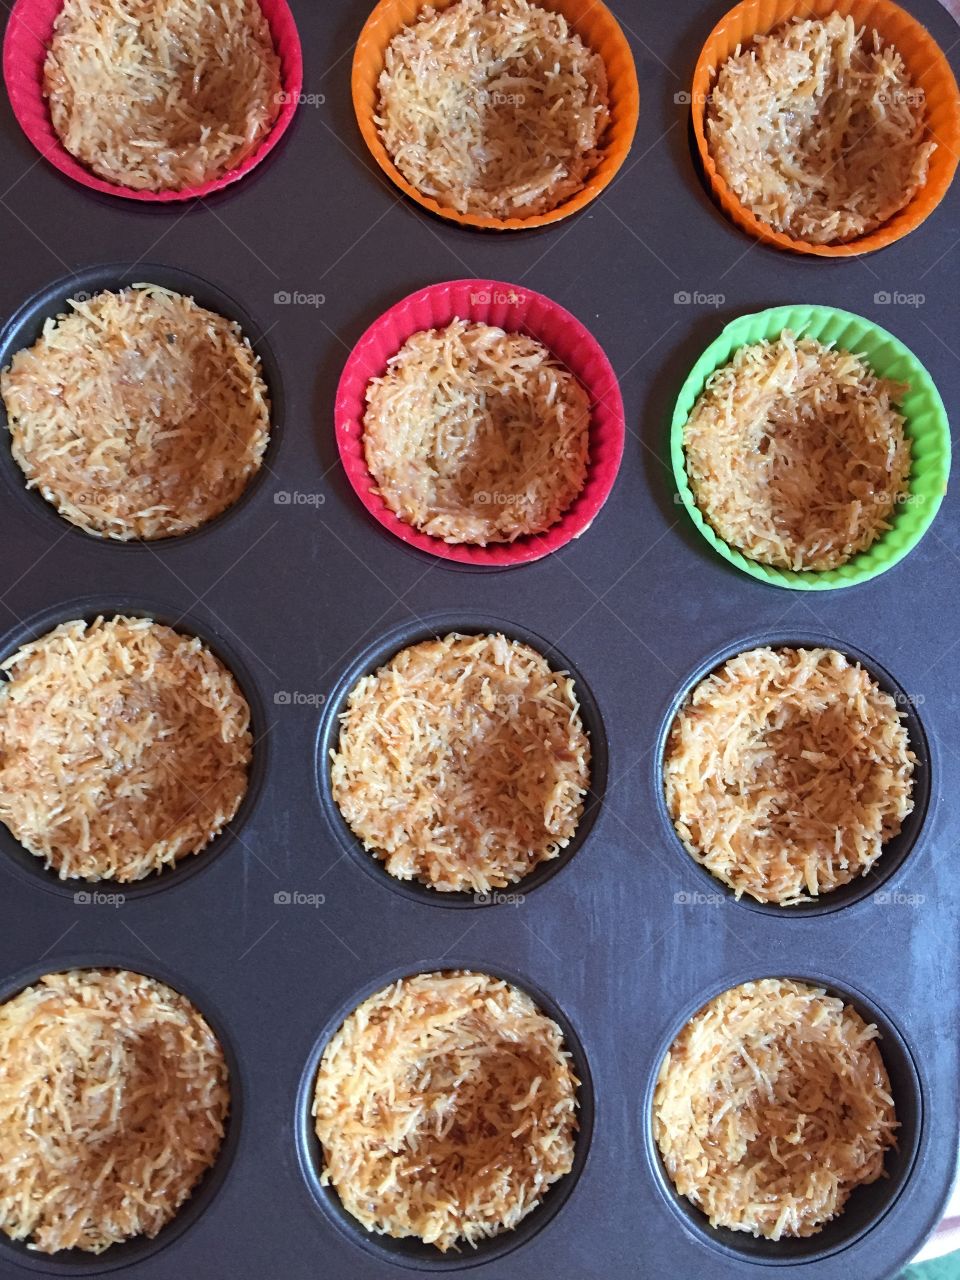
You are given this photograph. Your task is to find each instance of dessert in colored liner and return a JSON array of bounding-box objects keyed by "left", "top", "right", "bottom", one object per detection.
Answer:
[
  {"left": 682, "top": 331, "right": 911, "bottom": 572},
  {"left": 330, "top": 633, "right": 590, "bottom": 893},
  {"left": 363, "top": 320, "right": 590, "bottom": 545},
  {"left": 654, "top": 979, "right": 897, "bottom": 1239},
  {"left": 43, "top": 0, "right": 281, "bottom": 193},
  {"left": 376, "top": 0, "right": 609, "bottom": 219},
  {"left": 313, "top": 970, "right": 578, "bottom": 1250},
  {"left": 0, "top": 616, "right": 252, "bottom": 882},
  {"left": 0, "top": 969, "right": 229, "bottom": 1254},
  {"left": 1, "top": 285, "right": 271, "bottom": 540},
  {"left": 664, "top": 647, "right": 915, "bottom": 906},
  {"left": 706, "top": 13, "right": 934, "bottom": 245}
]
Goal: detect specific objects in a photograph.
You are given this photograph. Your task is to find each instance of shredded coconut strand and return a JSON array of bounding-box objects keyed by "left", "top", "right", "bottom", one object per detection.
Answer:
[
  {"left": 683, "top": 331, "right": 912, "bottom": 571},
  {"left": 654, "top": 979, "right": 898, "bottom": 1239},
  {"left": 376, "top": 0, "right": 609, "bottom": 217},
  {"left": 314, "top": 970, "right": 578, "bottom": 1250},
  {"left": 44, "top": 0, "right": 281, "bottom": 192},
  {"left": 664, "top": 647, "right": 915, "bottom": 905},
  {"left": 707, "top": 14, "right": 934, "bottom": 244},
  {"left": 0, "top": 969, "right": 229, "bottom": 1254},
  {"left": 330, "top": 633, "right": 590, "bottom": 893},
  {"left": 0, "top": 616, "right": 252, "bottom": 882},
  {"left": 363, "top": 320, "right": 590, "bottom": 545},
  {"left": 1, "top": 285, "right": 272, "bottom": 541}
]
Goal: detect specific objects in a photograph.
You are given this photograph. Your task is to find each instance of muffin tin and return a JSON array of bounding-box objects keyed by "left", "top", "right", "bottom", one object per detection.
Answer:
[
  {"left": 0, "top": 263, "right": 285, "bottom": 545},
  {"left": 643, "top": 970, "right": 924, "bottom": 1265},
  {"left": 0, "top": 594, "right": 271, "bottom": 901},
  {"left": 294, "top": 959, "right": 596, "bottom": 1270},
  {"left": 0, "top": 952, "right": 244, "bottom": 1275},
  {"left": 653, "top": 630, "right": 934, "bottom": 918},
  {"left": 316, "top": 611, "right": 609, "bottom": 907},
  {"left": 0, "top": 0, "right": 957, "bottom": 1277}
]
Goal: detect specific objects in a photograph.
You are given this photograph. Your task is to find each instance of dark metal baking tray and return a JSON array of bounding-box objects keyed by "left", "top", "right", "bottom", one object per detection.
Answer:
[{"left": 0, "top": 0, "right": 958, "bottom": 1277}]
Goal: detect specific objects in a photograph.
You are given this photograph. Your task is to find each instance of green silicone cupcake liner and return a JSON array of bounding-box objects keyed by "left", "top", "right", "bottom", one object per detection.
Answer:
[{"left": 670, "top": 305, "right": 952, "bottom": 591}]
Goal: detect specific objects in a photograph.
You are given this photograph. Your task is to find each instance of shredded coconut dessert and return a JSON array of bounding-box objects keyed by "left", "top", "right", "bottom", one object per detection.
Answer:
[
  {"left": 0, "top": 968, "right": 229, "bottom": 1254},
  {"left": 0, "top": 616, "right": 252, "bottom": 882},
  {"left": 363, "top": 321, "right": 590, "bottom": 545},
  {"left": 313, "top": 970, "right": 578, "bottom": 1250},
  {"left": 664, "top": 647, "right": 915, "bottom": 906},
  {"left": 330, "top": 633, "right": 590, "bottom": 893},
  {"left": 1, "top": 285, "right": 272, "bottom": 541},
  {"left": 43, "top": 0, "right": 281, "bottom": 192},
  {"left": 376, "top": 0, "right": 610, "bottom": 218},
  {"left": 654, "top": 979, "right": 898, "bottom": 1239},
  {"left": 682, "top": 331, "right": 912, "bottom": 571},
  {"left": 706, "top": 14, "right": 934, "bottom": 244}
]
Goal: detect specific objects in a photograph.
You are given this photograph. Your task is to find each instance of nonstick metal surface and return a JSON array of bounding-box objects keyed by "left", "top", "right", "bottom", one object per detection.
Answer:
[{"left": 0, "top": 1, "right": 958, "bottom": 1277}]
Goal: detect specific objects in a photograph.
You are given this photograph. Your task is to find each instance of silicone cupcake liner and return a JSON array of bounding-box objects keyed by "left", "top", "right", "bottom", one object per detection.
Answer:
[
  {"left": 351, "top": 0, "right": 639, "bottom": 231},
  {"left": 2, "top": 0, "right": 303, "bottom": 203},
  {"left": 670, "top": 305, "right": 951, "bottom": 591},
  {"left": 691, "top": 0, "right": 960, "bottom": 256},
  {"left": 336, "top": 279, "right": 625, "bottom": 567}
]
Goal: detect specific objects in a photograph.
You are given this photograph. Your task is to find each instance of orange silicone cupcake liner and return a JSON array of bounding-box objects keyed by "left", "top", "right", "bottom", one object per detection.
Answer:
[
  {"left": 691, "top": 0, "right": 960, "bottom": 256},
  {"left": 351, "top": 0, "right": 639, "bottom": 231}
]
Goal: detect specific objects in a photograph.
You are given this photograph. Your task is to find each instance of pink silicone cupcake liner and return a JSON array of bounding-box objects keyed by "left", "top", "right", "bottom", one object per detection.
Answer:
[
  {"left": 2, "top": 0, "right": 303, "bottom": 202},
  {"left": 336, "top": 279, "right": 626, "bottom": 568}
]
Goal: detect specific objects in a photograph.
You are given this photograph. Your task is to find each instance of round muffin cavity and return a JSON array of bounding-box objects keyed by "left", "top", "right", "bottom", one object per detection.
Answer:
[
  {"left": 707, "top": 13, "right": 934, "bottom": 245},
  {"left": 44, "top": 0, "right": 281, "bottom": 193},
  {"left": 664, "top": 646, "right": 915, "bottom": 905},
  {"left": 653, "top": 979, "right": 898, "bottom": 1239},
  {"left": 313, "top": 970, "right": 578, "bottom": 1250},
  {"left": 0, "top": 968, "right": 229, "bottom": 1254},
  {"left": 682, "top": 331, "right": 912, "bottom": 571},
  {"left": 0, "top": 616, "right": 252, "bottom": 882},
  {"left": 330, "top": 632, "right": 591, "bottom": 893},
  {"left": 376, "top": 0, "right": 609, "bottom": 218},
  {"left": 363, "top": 320, "right": 590, "bottom": 545},
  {"left": 0, "top": 285, "right": 272, "bottom": 541}
]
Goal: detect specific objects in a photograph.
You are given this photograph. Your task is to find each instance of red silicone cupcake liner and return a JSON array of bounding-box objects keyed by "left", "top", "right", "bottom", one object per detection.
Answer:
[
  {"left": 336, "top": 279, "right": 625, "bottom": 568},
  {"left": 2, "top": 0, "right": 303, "bottom": 203}
]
